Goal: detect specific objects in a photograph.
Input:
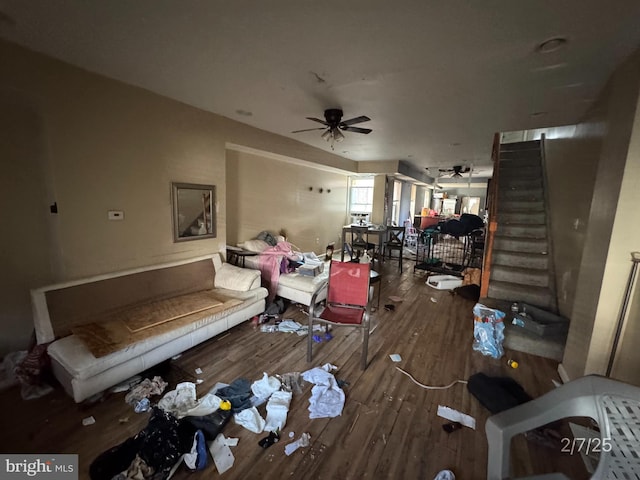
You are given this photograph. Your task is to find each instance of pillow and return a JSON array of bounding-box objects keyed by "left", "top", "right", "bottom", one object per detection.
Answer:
[
  {"left": 240, "top": 239, "right": 271, "bottom": 253},
  {"left": 215, "top": 263, "right": 261, "bottom": 291}
]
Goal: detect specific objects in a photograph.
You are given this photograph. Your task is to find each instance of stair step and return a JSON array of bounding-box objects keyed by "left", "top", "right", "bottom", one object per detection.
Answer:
[
  {"left": 500, "top": 165, "right": 542, "bottom": 178},
  {"left": 490, "top": 265, "right": 550, "bottom": 287},
  {"left": 492, "top": 250, "right": 549, "bottom": 269},
  {"left": 499, "top": 200, "right": 545, "bottom": 213},
  {"left": 487, "top": 280, "right": 555, "bottom": 310},
  {"left": 500, "top": 152, "right": 542, "bottom": 168},
  {"left": 493, "top": 235, "right": 548, "bottom": 253},
  {"left": 498, "top": 211, "right": 546, "bottom": 224},
  {"left": 500, "top": 150, "right": 540, "bottom": 163},
  {"left": 497, "top": 223, "right": 547, "bottom": 238},
  {"left": 499, "top": 177, "right": 543, "bottom": 189},
  {"left": 498, "top": 187, "right": 544, "bottom": 201},
  {"left": 500, "top": 140, "right": 541, "bottom": 152}
]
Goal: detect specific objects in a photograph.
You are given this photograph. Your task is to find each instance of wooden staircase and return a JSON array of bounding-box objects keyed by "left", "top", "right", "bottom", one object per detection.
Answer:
[{"left": 486, "top": 140, "right": 558, "bottom": 312}]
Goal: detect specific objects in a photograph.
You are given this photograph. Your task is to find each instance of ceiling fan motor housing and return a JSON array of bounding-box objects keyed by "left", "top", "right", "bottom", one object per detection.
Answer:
[{"left": 324, "top": 108, "right": 344, "bottom": 126}]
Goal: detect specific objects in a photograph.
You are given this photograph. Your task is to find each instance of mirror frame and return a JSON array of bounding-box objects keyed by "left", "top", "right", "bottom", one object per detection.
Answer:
[{"left": 171, "top": 182, "right": 216, "bottom": 242}]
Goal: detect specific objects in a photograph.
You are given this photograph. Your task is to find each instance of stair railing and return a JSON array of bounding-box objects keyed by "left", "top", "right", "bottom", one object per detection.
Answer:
[{"left": 480, "top": 132, "right": 501, "bottom": 298}]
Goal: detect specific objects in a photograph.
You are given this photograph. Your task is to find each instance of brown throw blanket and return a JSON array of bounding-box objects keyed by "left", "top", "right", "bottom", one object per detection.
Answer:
[{"left": 72, "top": 291, "right": 242, "bottom": 358}]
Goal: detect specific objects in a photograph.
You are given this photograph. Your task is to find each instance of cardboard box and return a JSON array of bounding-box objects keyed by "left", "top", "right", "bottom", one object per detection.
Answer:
[
  {"left": 426, "top": 275, "right": 463, "bottom": 290},
  {"left": 297, "top": 262, "right": 324, "bottom": 277},
  {"left": 511, "top": 303, "right": 569, "bottom": 338}
]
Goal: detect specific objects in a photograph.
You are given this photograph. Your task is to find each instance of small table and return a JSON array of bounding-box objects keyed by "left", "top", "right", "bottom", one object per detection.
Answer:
[{"left": 227, "top": 248, "right": 258, "bottom": 268}]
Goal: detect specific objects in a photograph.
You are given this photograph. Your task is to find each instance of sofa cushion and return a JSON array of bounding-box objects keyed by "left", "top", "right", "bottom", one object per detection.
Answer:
[
  {"left": 214, "top": 263, "right": 261, "bottom": 291},
  {"left": 48, "top": 292, "right": 257, "bottom": 380},
  {"left": 277, "top": 271, "right": 329, "bottom": 294}
]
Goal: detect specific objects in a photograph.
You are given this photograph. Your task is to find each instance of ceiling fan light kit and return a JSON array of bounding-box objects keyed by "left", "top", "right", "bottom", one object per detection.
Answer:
[{"left": 292, "top": 108, "right": 371, "bottom": 149}]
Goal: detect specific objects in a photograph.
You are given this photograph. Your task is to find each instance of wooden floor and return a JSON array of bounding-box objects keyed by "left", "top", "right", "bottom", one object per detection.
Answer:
[{"left": 0, "top": 257, "right": 589, "bottom": 479}]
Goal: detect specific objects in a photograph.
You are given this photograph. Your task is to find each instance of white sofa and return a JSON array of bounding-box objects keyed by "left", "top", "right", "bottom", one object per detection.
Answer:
[{"left": 32, "top": 254, "right": 267, "bottom": 403}]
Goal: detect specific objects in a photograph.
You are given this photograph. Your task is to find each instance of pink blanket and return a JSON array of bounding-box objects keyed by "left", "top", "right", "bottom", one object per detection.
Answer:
[{"left": 258, "top": 241, "right": 296, "bottom": 302}]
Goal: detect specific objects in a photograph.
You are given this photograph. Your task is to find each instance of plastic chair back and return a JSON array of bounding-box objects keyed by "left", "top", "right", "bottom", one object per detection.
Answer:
[{"left": 326, "top": 261, "right": 370, "bottom": 307}]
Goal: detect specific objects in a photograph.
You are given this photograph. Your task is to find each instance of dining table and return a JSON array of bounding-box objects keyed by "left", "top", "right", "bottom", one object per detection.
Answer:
[{"left": 340, "top": 224, "right": 387, "bottom": 263}]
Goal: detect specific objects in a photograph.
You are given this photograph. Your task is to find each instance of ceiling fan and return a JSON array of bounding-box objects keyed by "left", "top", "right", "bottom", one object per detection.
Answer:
[
  {"left": 292, "top": 108, "right": 372, "bottom": 148},
  {"left": 438, "top": 165, "right": 472, "bottom": 178}
]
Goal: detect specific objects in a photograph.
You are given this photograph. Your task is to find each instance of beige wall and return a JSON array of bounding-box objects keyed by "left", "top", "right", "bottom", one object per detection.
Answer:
[
  {"left": 545, "top": 132, "right": 601, "bottom": 318},
  {"left": 0, "top": 40, "right": 356, "bottom": 355},
  {"left": 226, "top": 149, "right": 349, "bottom": 252},
  {"left": 560, "top": 49, "right": 640, "bottom": 382}
]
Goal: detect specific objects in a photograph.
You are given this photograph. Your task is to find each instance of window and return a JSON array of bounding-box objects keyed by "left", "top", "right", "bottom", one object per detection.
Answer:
[
  {"left": 391, "top": 180, "right": 402, "bottom": 225},
  {"left": 350, "top": 177, "right": 374, "bottom": 213}
]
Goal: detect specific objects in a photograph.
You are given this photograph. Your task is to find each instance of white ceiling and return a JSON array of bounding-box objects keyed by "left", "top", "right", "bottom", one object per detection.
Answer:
[{"left": 2, "top": 1, "right": 640, "bottom": 180}]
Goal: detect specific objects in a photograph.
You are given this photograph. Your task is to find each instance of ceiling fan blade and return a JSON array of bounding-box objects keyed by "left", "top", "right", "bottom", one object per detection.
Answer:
[
  {"left": 341, "top": 126, "right": 372, "bottom": 134},
  {"left": 306, "top": 117, "right": 329, "bottom": 126},
  {"left": 340, "top": 115, "right": 371, "bottom": 126},
  {"left": 291, "top": 127, "right": 327, "bottom": 133}
]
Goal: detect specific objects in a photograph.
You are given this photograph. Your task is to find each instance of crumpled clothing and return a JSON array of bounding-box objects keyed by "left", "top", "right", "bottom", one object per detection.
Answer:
[
  {"left": 276, "top": 320, "right": 304, "bottom": 333},
  {"left": 251, "top": 373, "right": 281, "bottom": 401},
  {"left": 157, "top": 382, "right": 197, "bottom": 418},
  {"left": 301, "top": 365, "right": 344, "bottom": 419},
  {"left": 112, "top": 454, "right": 154, "bottom": 480},
  {"left": 264, "top": 390, "right": 292, "bottom": 432},
  {"left": 233, "top": 406, "right": 266, "bottom": 433},
  {"left": 216, "top": 378, "right": 253, "bottom": 412},
  {"left": 125, "top": 376, "right": 168, "bottom": 406}
]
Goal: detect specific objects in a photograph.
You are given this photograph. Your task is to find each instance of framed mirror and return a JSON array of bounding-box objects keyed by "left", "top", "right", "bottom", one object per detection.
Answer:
[{"left": 171, "top": 182, "right": 216, "bottom": 242}]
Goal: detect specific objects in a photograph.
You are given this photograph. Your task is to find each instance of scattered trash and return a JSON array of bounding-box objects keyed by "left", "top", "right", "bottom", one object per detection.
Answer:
[
  {"left": 288, "top": 431, "right": 295, "bottom": 439},
  {"left": 171, "top": 353, "right": 182, "bottom": 360},
  {"left": 196, "top": 379, "right": 204, "bottom": 384},
  {"left": 184, "top": 430, "right": 207, "bottom": 471},
  {"left": 430, "top": 297, "right": 438, "bottom": 303},
  {"left": 279, "top": 372, "right": 304, "bottom": 395},
  {"left": 433, "top": 470, "right": 456, "bottom": 480},
  {"left": 258, "top": 429, "right": 280, "bottom": 449},
  {"left": 118, "top": 417, "right": 129, "bottom": 424},
  {"left": 437, "top": 405, "right": 476, "bottom": 430},
  {"left": 384, "top": 304, "right": 395, "bottom": 311},
  {"left": 507, "top": 359, "right": 519, "bottom": 369},
  {"left": 284, "top": 432, "right": 310, "bottom": 456},
  {"left": 442, "top": 421, "right": 462, "bottom": 433},
  {"left": 209, "top": 433, "right": 235, "bottom": 474},
  {"left": 110, "top": 375, "right": 142, "bottom": 393},
  {"left": 220, "top": 400, "right": 232, "bottom": 411},
  {"left": 388, "top": 296, "right": 404, "bottom": 302},
  {"left": 251, "top": 373, "right": 282, "bottom": 401},
  {"left": 264, "top": 390, "right": 293, "bottom": 432},
  {"left": 134, "top": 397, "right": 150, "bottom": 413},
  {"left": 389, "top": 354, "right": 402, "bottom": 362},
  {"left": 82, "top": 416, "right": 96, "bottom": 426},
  {"left": 124, "top": 376, "right": 168, "bottom": 406},
  {"left": 260, "top": 325, "right": 278, "bottom": 333},
  {"left": 396, "top": 366, "right": 467, "bottom": 390},
  {"left": 472, "top": 303, "right": 506, "bottom": 359},
  {"left": 301, "top": 366, "right": 345, "bottom": 418},
  {"left": 234, "top": 406, "right": 266, "bottom": 433},
  {"left": 195, "top": 368, "right": 203, "bottom": 375}
]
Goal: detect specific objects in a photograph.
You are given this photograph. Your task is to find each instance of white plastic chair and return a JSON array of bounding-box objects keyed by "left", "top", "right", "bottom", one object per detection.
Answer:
[{"left": 486, "top": 374, "right": 640, "bottom": 479}]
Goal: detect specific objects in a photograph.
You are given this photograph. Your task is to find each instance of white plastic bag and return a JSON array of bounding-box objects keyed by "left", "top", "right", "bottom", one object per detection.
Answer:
[{"left": 472, "top": 303, "right": 506, "bottom": 359}]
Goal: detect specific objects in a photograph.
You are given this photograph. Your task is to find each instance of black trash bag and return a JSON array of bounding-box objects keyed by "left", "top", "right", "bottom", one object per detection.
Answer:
[
  {"left": 89, "top": 436, "right": 143, "bottom": 480},
  {"left": 467, "top": 372, "right": 532, "bottom": 414},
  {"left": 182, "top": 409, "right": 233, "bottom": 441}
]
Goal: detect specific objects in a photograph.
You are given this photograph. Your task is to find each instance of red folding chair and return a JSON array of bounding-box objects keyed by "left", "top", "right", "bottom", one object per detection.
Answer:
[{"left": 307, "top": 261, "right": 371, "bottom": 370}]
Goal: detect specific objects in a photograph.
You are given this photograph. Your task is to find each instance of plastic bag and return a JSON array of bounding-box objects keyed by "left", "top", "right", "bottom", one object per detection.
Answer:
[{"left": 472, "top": 303, "right": 506, "bottom": 359}]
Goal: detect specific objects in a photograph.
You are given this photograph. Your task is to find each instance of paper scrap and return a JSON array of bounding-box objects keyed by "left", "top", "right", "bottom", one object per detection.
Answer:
[
  {"left": 223, "top": 437, "right": 239, "bottom": 447},
  {"left": 388, "top": 296, "right": 404, "bottom": 302},
  {"left": 430, "top": 297, "right": 438, "bottom": 303},
  {"left": 195, "top": 367, "right": 203, "bottom": 375},
  {"left": 209, "top": 434, "right": 235, "bottom": 474},
  {"left": 82, "top": 416, "right": 96, "bottom": 426},
  {"left": 389, "top": 354, "right": 402, "bottom": 362},
  {"left": 196, "top": 379, "right": 204, "bottom": 384},
  {"left": 437, "top": 405, "right": 476, "bottom": 430},
  {"left": 171, "top": 354, "right": 182, "bottom": 360}
]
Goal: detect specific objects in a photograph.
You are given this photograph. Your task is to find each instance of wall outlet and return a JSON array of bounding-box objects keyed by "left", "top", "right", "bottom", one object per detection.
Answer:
[{"left": 108, "top": 210, "right": 124, "bottom": 221}]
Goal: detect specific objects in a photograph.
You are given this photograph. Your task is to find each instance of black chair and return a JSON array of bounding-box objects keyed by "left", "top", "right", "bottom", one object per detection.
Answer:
[
  {"left": 383, "top": 226, "right": 405, "bottom": 272},
  {"left": 350, "top": 226, "right": 376, "bottom": 262}
]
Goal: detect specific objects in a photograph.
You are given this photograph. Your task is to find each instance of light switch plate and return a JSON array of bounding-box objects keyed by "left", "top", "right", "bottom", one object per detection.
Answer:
[{"left": 108, "top": 210, "right": 124, "bottom": 221}]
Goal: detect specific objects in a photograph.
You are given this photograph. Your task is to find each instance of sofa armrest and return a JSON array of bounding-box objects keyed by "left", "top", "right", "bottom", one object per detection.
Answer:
[{"left": 215, "top": 262, "right": 261, "bottom": 291}]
